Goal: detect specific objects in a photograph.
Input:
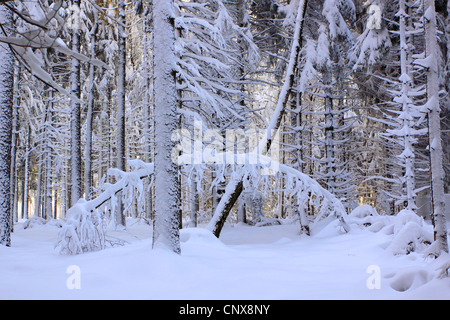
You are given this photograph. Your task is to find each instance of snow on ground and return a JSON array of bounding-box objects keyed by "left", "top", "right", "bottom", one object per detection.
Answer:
[{"left": 1, "top": 210, "right": 449, "bottom": 300}]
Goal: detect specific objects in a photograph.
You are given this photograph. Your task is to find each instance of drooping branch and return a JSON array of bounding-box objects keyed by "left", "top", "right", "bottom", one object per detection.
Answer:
[
  {"left": 56, "top": 160, "right": 154, "bottom": 255},
  {"left": 0, "top": 1, "right": 106, "bottom": 100}
]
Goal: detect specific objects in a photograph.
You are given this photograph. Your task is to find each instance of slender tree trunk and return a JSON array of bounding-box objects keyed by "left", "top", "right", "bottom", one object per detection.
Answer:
[
  {"left": 23, "top": 125, "right": 30, "bottom": 220},
  {"left": 44, "top": 89, "right": 54, "bottom": 219},
  {"left": 43, "top": 147, "right": 52, "bottom": 220},
  {"left": 152, "top": 0, "right": 181, "bottom": 253},
  {"left": 0, "top": 5, "right": 14, "bottom": 246},
  {"left": 234, "top": 0, "right": 249, "bottom": 224},
  {"left": 143, "top": 5, "right": 153, "bottom": 220},
  {"left": 423, "top": 0, "right": 448, "bottom": 254},
  {"left": 62, "top": 155, "right": 70, "bottom": 218},
  {"left": 70, "top": 0, "right": 82, "bottom": 207},
  {"left": 116, "top": 0, "right": 127, "bottom": 228},
  {"left": 35, "top": 150, "right": 43, "bottom": 218},
  {"left": 85, "top": 20, "right": 98, "bottom": 201},
  {"left": 237, "top": 194, "right": 246, "bottom": 224},
  {"left": 10, "top": 61, "right": 19, "bottom": 228},
  {"left": 189, "top": 174, "right": 199, "bottom": 227},
  {"left": 20, "top": 167, "right": 25, "bottom": 219},
  {"left": 107, "top": 85, "right": 113, "bottom": 183},
  {"left": 53, "top": 187, "right": 58, "bottom": 219},
  {"left": 323, "top": 64, "right": 335, "bottom": 194},
  {"left": 399, "top": 0, "right": 416, "bottom": 211}
]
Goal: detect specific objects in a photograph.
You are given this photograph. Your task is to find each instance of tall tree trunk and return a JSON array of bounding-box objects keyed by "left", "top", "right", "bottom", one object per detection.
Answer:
[
  {"left": 0, "top": 5, "right": 14, "bottom": 246},
  {"left": 10, "top": 61, "right": 20, "bottom": 229},
  {"left": 44, "top": 89, "right": 54, "bottom": 219},
  {"left": 35, "top": 144, "right": 43, "bottom": 218},
  {"left": 115, "top": 0, "right": 127, "bottom": 228},
  {"left": 423, "top": 0, "right": 449, "bottom": 255},
  {"left": 447, "top": 0, "right": 450, "bottom": 112},
  {"left": 323, "top": 64, "right": 335, "bottom": 195},
  {"left": 152, "top": 0, "right": 181, "bottom": 253},
  {"left": 85, "top": 20, "right": 98, "bottom": 201},
  {"left": 70, "top": 0, "right": 82, "bottom": 207},
  {"left": 53, "top": 187, "right": 58, "bottom": 219},
  {"left": 399, "top": 0, "right": 416, "bottom": 211},
  {"left": 189, "top": 174, "right": 199, "bottom": 228},
  {"left": 23, "top": 125, "right": 30, "bottom": 220},
  {"left": 235, "top": 0, "right": 249, "bottom": 225},
  {"left": 143, "top": 4, "right": 153, "bottom": 220}
]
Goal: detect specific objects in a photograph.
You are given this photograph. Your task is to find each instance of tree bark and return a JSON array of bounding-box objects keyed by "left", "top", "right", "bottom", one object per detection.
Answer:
[
  {"left": 423, "top": 0, "right": 449, "bottom": 254},
  {"left": 0, "top": 5, "right": 14, "bottom": 246},
  {"left": 70, "top": 0, "right": 82, "bottom": 207},
  {"left": 23, "top": 125, "right": 30, "bottom": 220},
  {"left": 10, "top": 61, "right": 19, "bottom": 228},
  {"left": 115, "top": 0, "right": 127, "bottom": 228},
  {"left": 143, "top": 4, "right": 153, "bottom": 220},
  {"left": 152, "top": 0, "right": 181, "bottom": 253},
  {"left": 399, "top": 0, "right": 416, "bottom": 211},
  {"left": 85, "top": 19, "right": 98, "bottom": 201}
]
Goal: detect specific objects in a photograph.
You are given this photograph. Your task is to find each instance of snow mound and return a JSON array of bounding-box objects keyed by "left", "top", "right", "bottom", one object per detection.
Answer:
[
  {"left": 349, "top": 204, "right": 378, "bottom": 218},
  {"left": 392, "top": 210, "right": 425, "bottom": 234},
  {"left": 180, "top": 227, "right": 228, "bottom": 249},
  {"left": 385, "top": 210, "right": 433, "bottom": 255},
  {"left": 310, "top": 215, "right": 341, "bottom": 237},
  {"left": 348, "top": 206, "right": 434, "bottom": 255},
  {"left": 387, "top": 221, "right": 432, "bottom": 255},
  {"left": 180, "top": 227, "right": 222, "bottom": 244},
  {"left": 22, "top": 217, "right": 63, "bottom": 229},
  {"left": 389, "top": 267, "right": 433, "bottom": 292},
  {"left": 180, "top": 227, "right": 234, "bottom": 257},
  {"left": 347, "top": 205, "right": 381, "bottom": 230}
]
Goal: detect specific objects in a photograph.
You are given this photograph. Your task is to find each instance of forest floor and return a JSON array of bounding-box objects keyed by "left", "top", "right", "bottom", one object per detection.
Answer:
[{"left": 1, "top": 211, "right": 449, "bottom": 300}]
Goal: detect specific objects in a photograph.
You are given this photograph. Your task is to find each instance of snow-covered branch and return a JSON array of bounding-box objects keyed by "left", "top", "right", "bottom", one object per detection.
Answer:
[
  {"left": 205, "top": 153, "right": 350, "bottom": 235},
  {"left": 56, "top": 160, "right": 154, "bottom": 255}
]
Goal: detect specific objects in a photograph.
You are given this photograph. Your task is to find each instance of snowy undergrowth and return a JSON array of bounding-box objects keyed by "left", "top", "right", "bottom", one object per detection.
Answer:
[
  {"left": 347, "top": 205, "right": 434, "bottom": 256},
  {"left": 344, "top": 205, "right": 450, "bottom": 294},
  {"left": 2, "top": 208, "right": 449, "bottom": 299},
  {"left": 55, "top": 160, "right": 154, "bottom": 255}
]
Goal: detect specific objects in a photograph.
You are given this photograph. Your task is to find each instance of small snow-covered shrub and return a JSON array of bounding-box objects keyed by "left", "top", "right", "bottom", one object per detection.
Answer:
[
  {"left": 348, "top": 207, "right": 434, "bottom": 255},
  {"left": 437, "top": 261, "right": 450, "bottom": 279},
  {"left": 56, "top": 160, "right": 154, "bottom": 255},
  {"left": 387, "top": 221, "right": 432, "bottom": 255},
  {"left": 348, "top": 204, "right": 380, "bottom": 229},
  {"left": 348, "top": 204, "right": 378, "bottom": 219},
  {"left": 23, "top": 216, "right": 47, "bottom": 229},
  {"left": 55, "top": 200, "right": 106, "bottom": 255},
  {"left": 23, "top": 217, "right": 63, "bottom": 229},
  {"left": 386, "top": 210, "right": 433, "bottom": 255}
]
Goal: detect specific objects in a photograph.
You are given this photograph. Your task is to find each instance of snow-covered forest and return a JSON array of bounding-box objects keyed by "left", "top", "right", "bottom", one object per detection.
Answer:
[{"left": 0, "top": 0, "right": 449, "bottom": 300}]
